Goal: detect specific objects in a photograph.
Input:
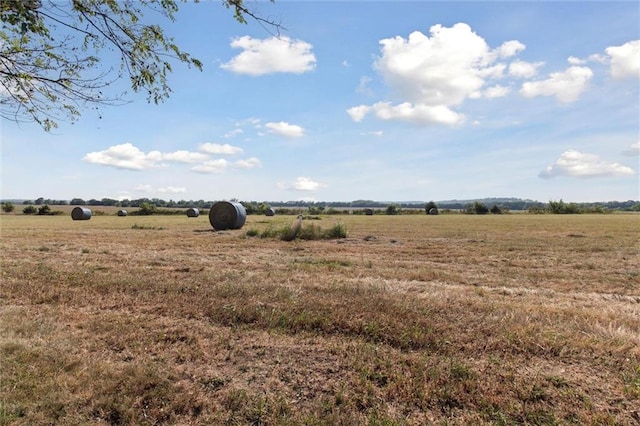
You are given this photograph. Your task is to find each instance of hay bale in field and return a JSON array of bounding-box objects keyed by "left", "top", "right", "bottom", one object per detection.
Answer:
[
  {"left": 117, "top": 210, "right": 127, "bottom": 217},
  {"left": 71, "top": 207, "right": 92, "bottom": 220},
  {"left": 265, "top": 207, "right": 275, "bottom": 217},
  {"left": 428, "top": 207, "right": 439, "bottom": 215},
  {"left": 364, "top": 208, "right": 374, "bottom": 216},
  {"left": 186, "top": 208, "right": 200, "bottom": 218},
  {"left": 208, "top": 201, "right": 246, "bottom": 230}
]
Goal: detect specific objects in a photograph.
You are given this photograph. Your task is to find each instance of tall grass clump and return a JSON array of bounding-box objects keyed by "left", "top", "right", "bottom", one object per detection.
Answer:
[{"left": 246, "top": 222, "right": 347, "bottom": 241}]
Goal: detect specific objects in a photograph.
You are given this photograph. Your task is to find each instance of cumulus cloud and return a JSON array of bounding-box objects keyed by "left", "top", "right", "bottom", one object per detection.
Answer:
[
  {"left": 370, "top": 101, "right": 464, "bottom": 125},
  {"left": 265, "top": 121, "right": 304, "bottom": 138},
  {"left": 220, "top": 36, "right": 316, "bottom": 76},
  {"left": 278, "top": 177, "right": 326, "bottom": 192},
  {"left": 348, "top": 23, "right": 526, "bottom": 125},
  {"left": 509, "top": 60, "right": 544, "bottom": 78},
  {"left": 83, "top": 143, "right": 163, "bottom": 170},
  {"left": 540, "top": 150, "right": 635, "bottom": 179},
  {"left": 520, "top": 66, "right": 593, "bottom": 103},
  {"left": 191, "top": 159, "right": 229, "bottom": 174},
  {"left": 157, "top": 186, "right": 187, "bottom": 194},
  {"left": 605, "top": 40, "right": 640, "bottom": 79},
  {"left": 622, "top": 141, "right": 640, "bottom": 156},
  {"left": 233, "top": 157, "right": 262, "bottom": 169},
  {"left": 482, "top": 85, "right": 511, "bottom": 98},
  {"left": 198, "top": 143, "right": 243, "bottom": 155},
  {"left": 346, "top": 105, "right": 371, "bottom": 122},
  {"left": 162, "top": 150, "right": 209, "bottom": 163},
  {"left": 293, "top": 177, "right": 325, "bottom": 191}
]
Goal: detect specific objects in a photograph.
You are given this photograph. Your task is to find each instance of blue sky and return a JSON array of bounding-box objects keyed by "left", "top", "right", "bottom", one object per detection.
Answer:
[{"left": 2, "top": 1, "right": 639, "bottom": 203}]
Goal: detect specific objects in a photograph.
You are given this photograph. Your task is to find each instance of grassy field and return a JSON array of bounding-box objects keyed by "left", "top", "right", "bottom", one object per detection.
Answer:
[{"left": 1, "top": 212, "right": 639, "bottom": 425}]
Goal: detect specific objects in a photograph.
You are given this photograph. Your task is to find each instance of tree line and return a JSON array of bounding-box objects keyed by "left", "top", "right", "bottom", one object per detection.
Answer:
[{"left": 2, "top": 197, "right": 639, "bottom": 215}]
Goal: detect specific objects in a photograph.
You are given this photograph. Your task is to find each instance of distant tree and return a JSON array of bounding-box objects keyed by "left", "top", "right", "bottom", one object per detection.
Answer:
[
  {"left": 548, "top": 199, "right": 581, "bottom": 214},
  {"left": 465, "top": 202, "right": 489, "bottom": 214},
  {"left": 101, "top": 198, "right": 118, "bottom": 206},
  {"left": 137, "top": 202, "right": 157, "bottom": 215},
  {"left": 23, "top": 205, "right": 37, "bottom": 214},
  {"left": 425, "top": 201, "right": 438, "bottom": 215},
  {"left": 386, "top": 204, "right": 401, "bottom": 215},
  {"left": 1, "top": 0, "right": 280, "bottom": 130},
  {"left": 34, "top": 197, "right": 44, "bottom": 205},
  {"left": 1, "top": 202, "right": 15, "bottom": 213},
  {"left": 70, "top": 198, "right": 85, "bottom": 205},
  {"left": 490, "top": 205, "right": 503, "bottom": 214}
]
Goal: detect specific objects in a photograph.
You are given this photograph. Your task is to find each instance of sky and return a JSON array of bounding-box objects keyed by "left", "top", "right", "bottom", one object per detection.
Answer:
[{"left": 2, "top": 1, "right": 639, "bottom": 203}]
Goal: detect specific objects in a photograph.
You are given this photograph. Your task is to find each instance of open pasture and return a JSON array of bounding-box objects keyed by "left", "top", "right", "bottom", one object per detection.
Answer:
[{"left": 1, "top": 213, "right": 639, "bottom": 424}]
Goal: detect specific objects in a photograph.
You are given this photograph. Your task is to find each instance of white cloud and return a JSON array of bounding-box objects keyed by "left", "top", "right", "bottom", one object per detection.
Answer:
[
  {"left": 605, "top": 40, "right": 640, "bottom": 79},
  {"left": 293, "top": 177, "right": 325, "bottom": 191},
  {"left": 375, "top": 24, "right": 494, "bottom": 106},
  {"left": 371, "top": 101, "right": 464, "bottom": 126},
  {"left": 220, "top": 36, "right": 316, "bottom": 76},
  {"left": 83, "top": 143, "right": 163, "bottom": 170},
  {"left": 198, "top": 143, "right": 243, "bottom": 155},
  {"left": 520, "top": 66, "right": 593, "bottom": 103},
  {"left": 265, "top": 121, "right": 304, "bottom": 138},
  {"left": 162, "top": 150, "right": 209, "bottom": 163},
  {"left": 540, "top": 150, "right": 636, "bottom": 179},
  {"left": 509, "top": 60, "right": 544, "bottom": 78},
  {"left": 494, "top": 40, "right": 526, "bottom": 58},
  {"left": 157, "top": 186, "right": 187, "bottom": 194},
  {"left": 622, "top": 141, "right": 640, "bottom": 157},
  {"left": 568, "top": 56, "right": 585, "bottom": 65},
  {"left": 224, "top": 128, "right": 243, "bottom": 138},
  {"left": 346, "top": 105, "right": 371, "bottom": 122},
  {"left": 349, "top": 23, "right": 526, "bottom": 126},
  {"left": 482, "top": 85, "right": 511, "bottom": 98},
  {"left": 278, "top": 177, "right": 326, "bottom": 192},
  {"left": 233, "top": 157, "right": 262, "bottom": 169},
  {"left": 191, "top": 159, "right": 229, "bottom": 174}
]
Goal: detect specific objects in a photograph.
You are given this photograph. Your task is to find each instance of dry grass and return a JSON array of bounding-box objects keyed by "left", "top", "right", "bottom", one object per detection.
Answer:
[{"left": 1, "top": 213, "right": 639, "bottom": 425}]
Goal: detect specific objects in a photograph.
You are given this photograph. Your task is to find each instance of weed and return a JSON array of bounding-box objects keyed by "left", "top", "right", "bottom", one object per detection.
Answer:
[{"left": 131, "top": 223, "right": 164, "bottom": 230}]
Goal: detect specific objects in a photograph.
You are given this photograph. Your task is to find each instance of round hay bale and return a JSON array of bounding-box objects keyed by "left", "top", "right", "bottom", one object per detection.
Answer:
[
  {"left": 71, "top": 207, "right": 92, "bottom": 220},
  {"left": 117, "top": 210, "right": 127, "bottom": 217},
  {"left": 364, "top": 208, "right": 374, "bottom": 216},
  {"left": 265, "top": 207, "right": 275, "bottom": 217},
  {"left": 208, "top": 201, "right": 246, "bottom": 230},
  {"left": 428, "top": 207, "right": 439, "bottom": 215},
  {"left": 186, "top": 208, "right": 200, "bottom": 218}
]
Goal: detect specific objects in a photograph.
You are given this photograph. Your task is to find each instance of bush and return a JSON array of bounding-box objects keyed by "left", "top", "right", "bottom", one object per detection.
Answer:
[
  {"left": 249, "top": 222, "right": 347, "bottom": 241},
  {"left": 1, "top": 202, "right": 15, "bottom": 213},
  {"left": 386, "top": 204, "right": 401, "bottom": 215},
  {"left": 465, "top": 202, "right": 489, "bottom": 214},
  {"left": 548, "top": 199, "right": 581, "bottom": 214},
  {"left": 22, "top": 205, "right": 37, "bottom": 215}
]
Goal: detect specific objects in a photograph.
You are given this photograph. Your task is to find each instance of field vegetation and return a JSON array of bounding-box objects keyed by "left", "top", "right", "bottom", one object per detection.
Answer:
[{"left": 1, "top": 213, "right": 638, "bottom": 424}]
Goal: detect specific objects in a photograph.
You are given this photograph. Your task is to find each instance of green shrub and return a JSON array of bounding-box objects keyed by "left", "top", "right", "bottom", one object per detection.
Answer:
[
  {"left": 245, "top": 229, "right": 259, "bottom": 237},
  {"left": 1, "top": 202, "right": 15, "bottom": 213},
  {"left": 22, "top": 205, "right": 37, "bottom": 215}
]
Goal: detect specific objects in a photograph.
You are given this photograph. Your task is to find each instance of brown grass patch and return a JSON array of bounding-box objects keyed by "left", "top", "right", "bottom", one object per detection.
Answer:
[{"left": 1, "top": 214, "right": 639, "bottom": 424}]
